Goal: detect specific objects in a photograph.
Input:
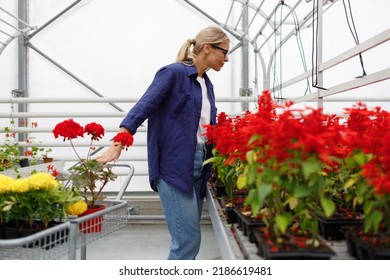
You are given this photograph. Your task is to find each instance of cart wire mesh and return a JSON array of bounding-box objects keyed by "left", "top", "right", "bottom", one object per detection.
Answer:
[
  {"left": 0, "top": 163, "right": 134, "bottom": 260},
  {"left": 0, "top": 200, "right": 128, "bottom": 260}
]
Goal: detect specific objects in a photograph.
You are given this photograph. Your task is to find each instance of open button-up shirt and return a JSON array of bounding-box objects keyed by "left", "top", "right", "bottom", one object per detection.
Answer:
[{"left": 120, "top": 62, "right": 217, "bottom": 198}]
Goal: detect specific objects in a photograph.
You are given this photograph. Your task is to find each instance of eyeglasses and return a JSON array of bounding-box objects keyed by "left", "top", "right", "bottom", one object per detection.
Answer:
[{"left": 211, "top": 44, "right": 229, "bottom": 57}]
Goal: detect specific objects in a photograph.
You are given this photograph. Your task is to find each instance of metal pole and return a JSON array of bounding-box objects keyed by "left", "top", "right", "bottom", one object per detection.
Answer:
[
  {"left": 27, "top": 43, "right": 124, "bottom": 112},
  {"left": 316, "top": 0, "right": 324, "bottom": 108},
  {"left": 27, "top": 0, "right": 82, "bottom": 40},
  {"left": 17, "top": 0, "right": 28, "bottom": 147},
  {"left": 240, "top": 3, "right": 251, "bottom": 111}
]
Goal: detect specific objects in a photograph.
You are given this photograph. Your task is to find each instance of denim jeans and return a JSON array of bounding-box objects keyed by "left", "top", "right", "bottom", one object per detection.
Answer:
[{"left": 156, "top": 143, "right": 206, "bottom": 260}]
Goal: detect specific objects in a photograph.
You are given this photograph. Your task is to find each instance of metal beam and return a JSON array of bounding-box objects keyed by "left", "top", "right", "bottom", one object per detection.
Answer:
[
  {"left": 291, "top": 68, "right": 390, "bottom": 103},
  {"left": 272, "top": 28, "right": 390, "bottom": 93},
  {"left": 0, "top": 96, "right": 257, "bottom": 104},
  {"left": 27, "top": 0, "right": 82, "bottom": 40},
  {"left": 17, "top": 0, "right": 28, "bottom": 149},
  {"left": 27, "top": 42, "right": 124, "bottom": 112}
]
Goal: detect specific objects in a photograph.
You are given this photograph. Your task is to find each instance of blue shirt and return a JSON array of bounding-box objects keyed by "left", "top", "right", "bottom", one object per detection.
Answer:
[{"left": 120, "top": 62, "right": 217, "bottom": 198}]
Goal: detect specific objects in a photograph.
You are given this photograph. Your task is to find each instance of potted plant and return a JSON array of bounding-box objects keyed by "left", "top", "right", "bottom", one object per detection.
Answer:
[
  {"left": 339, "top": 102, "right": 390, "bottom": 259},
  {"left": 0, "top": 172, "right": 80, "bottom": 239},
  {"left": 205, "top": 90, "right": 339, "bottom": 259},
  {"left": 52, "top": 119, "right": 134, "bottom": 210},
  {"left": 22, "top": 121, "right": 54, "bottom": 164},
  {"left": 205, "top": 90, "right": 390, "bottom": 259},
  {"left": 1, "top": 120, "right": 22, "bottom": 175}
]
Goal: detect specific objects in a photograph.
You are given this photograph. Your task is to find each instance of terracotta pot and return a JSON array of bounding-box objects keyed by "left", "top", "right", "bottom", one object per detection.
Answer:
[
  {"left": 79, "top": 205, "right": 106, "bottom": 233},
  {"left": 43, "top": 157, "right": 54, "bottom": 163}
]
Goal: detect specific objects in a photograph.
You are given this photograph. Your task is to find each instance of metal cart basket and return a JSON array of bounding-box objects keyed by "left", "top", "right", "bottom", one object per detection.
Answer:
[{"left": 0, "top": 163, "right": 134, "bottom": 260}]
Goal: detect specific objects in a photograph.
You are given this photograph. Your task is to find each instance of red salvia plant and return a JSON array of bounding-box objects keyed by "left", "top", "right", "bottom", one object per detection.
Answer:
[
  {"left": 206, "top": 89, "right": 390, "bottom": 247},
  {"left": 342, "top": 103, "right": 390, "bottom": 239},
  {"left": 205, "top": 90, "right": 351, "bottom": 245}
]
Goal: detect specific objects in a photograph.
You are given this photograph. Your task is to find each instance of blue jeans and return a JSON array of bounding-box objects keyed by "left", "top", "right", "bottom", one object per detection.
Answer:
[{"left": 156, "top": 143, "right": 206, "bottom": 260}]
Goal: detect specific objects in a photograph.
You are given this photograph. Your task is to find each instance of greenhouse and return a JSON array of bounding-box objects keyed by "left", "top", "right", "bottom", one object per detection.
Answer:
[{"left": 0, "top": 0, "right": 389, "bottom": 266}]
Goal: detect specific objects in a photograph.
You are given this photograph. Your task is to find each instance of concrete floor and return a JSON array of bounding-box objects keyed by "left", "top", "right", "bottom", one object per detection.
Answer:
[{"left": 81, "top": 223, "right": 222, "bottom": 260}]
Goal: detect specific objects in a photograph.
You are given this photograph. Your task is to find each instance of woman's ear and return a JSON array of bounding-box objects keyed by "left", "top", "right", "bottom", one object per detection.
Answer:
[{"left": 204, "top": 44, "right": 211, "bottom": 55}]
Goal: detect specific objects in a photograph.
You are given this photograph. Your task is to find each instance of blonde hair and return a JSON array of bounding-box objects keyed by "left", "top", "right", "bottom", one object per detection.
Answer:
[{"left": 176, "top": 26, "right": 230, "bottom": 64}]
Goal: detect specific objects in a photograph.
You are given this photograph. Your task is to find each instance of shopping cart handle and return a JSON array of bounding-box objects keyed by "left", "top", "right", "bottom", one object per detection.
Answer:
[{"left": 111, "top": 163, "right": 135, "bottom": 200}]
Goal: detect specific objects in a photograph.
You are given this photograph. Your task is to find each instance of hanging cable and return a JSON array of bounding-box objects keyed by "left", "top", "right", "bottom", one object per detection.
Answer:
[
  {"left": 272, "top": 3, "right": 285, "bottom": 102},
  {"left": 284, "top": 3, "right": 311, "bottom": 96},
  {"left": 342, "top": 0, "right": 367, "bottom": 78},
  {"left": 311, "top": 0, "right": 328, "bottom": 91}
]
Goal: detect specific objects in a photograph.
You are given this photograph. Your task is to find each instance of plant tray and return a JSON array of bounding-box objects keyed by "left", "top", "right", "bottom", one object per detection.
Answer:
[
  {"left": 252, "top": 228, "right": 335, "bottom": 260},
  {"left": 0, "top": 200, "right": 128, "bottom": 260},
  {"left": 344, "top": 228, "right": 390, "bottom": 260},
  {"left": 318, "top": 216, "right": 363, "bottom": 240},
  {"left": 234, "top": 207, "right": 265, "bottom": 243}
]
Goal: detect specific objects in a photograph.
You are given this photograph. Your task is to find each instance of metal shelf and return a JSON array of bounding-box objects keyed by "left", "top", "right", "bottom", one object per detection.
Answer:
[{"left": 206, "top": 184, "right": 355, "bottom": 260}]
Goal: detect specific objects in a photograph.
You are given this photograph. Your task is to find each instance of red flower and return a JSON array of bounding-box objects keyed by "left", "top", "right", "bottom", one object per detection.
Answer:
[
  {"left": 52, "top": 119, "right": 84, "bottom": 141},
  {"left": 24, "top": 150, "right": 34, "bottom": 157},
  {"left": 113, "top": 132, "right": 134, "bottom": 151},
  {"left": 47, "top": 164, "right": 60, "bottom": 178},
  {"left": 85, "top": 122, "right": 105, "bottom": 141}
]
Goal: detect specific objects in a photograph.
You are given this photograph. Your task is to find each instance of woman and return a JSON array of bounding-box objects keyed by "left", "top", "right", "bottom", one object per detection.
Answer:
[{"left": 96, "top": 26, "right": 230, "bottom": 259}]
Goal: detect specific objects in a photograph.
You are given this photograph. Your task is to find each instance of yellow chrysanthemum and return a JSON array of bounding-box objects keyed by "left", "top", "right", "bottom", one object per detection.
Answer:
[
  {"left": 0, "top": 175, "right": 14, "bottom": 193},
  {"left": 11, "top": 178, "right": 30, "bottom": 193},
  {"left": 67, "top": 200, "right": 88, "bottom": 216},
  {"left": 27, "top": 172, "right": 58, "bottom": 190}
]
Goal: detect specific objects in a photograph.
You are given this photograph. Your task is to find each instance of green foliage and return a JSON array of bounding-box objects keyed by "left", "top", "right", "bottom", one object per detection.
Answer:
[
  {"left": 0, "top": 121, "right": 21, "bottom": 173},
  {"left": 0, "top": 174, "right": 81, "bottom": 228},
  {"left": 66, "top": 159, "right": 117, "bottom": 208},
  {"left": 204, "top": 149, "right": 244, "bottom": 201}
]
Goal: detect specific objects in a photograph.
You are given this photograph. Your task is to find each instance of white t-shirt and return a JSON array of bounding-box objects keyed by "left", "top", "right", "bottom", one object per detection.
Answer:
[{"left": 196, "top": 76, "right": 211, "bottom": 143}]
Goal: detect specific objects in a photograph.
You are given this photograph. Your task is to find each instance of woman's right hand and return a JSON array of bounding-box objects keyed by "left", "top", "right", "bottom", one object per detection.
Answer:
[{"left": 95, "top": 144, "right": 123, "bottom": 163}]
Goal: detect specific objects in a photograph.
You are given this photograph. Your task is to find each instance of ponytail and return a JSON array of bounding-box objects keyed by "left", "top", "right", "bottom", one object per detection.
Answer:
[{"left": 176, "top": 39, "right": 195, "bottom": 63}]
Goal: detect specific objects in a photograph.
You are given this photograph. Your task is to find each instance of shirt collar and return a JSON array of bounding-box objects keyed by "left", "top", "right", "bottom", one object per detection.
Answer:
[{"left": 184, "top": 64, "right": 199, "bottom": 77}]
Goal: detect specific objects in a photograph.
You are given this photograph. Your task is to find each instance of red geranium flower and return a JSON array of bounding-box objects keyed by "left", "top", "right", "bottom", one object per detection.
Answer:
[
  {"left": 85, "top": 122, "right": 105, "bottom": 141},
  {"left": 52, "top": 119, "right": 84, "bottom": 141},
  {"left": 113, "top": 131, "right": 134, "bottom": 151}
]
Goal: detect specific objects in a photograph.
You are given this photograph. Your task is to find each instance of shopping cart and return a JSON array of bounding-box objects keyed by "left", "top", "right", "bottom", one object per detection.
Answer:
[{"left": 0, "top": 163, "right": 135, "bottom": 260}]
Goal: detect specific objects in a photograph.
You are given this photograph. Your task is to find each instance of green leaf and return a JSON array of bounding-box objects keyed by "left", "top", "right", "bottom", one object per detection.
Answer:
[
  {"left": 236, "top": 174, "right": 247, "bottom": 190},
  {"left": 286, "top": 197, "right": 298, "bottom": 210},
  {"left": 353, "top": 151, "right": 366, "bottom": 166},
  {"left": 292, "top": 184, "right": 310, "bottom": 198},
  {"left": 257, "top": 182, "right": 272, "bottom": 208},
  {"left": 320, "top": 197, "right": 336, "bottom": 217},
  {"left": 302, "top": 161, "right": 320, "bottom": 180},
  {"left": 245, "top": 150, "right": 256, "bottom": 164},
  {"left": 364, "top": 210, "right": 383, "bottom": 233},
  {"left": 2, "top": 204, "right": 13, "bottom": 211},
  {"left": 246, "top": 164, "right": 257, "bottom": 186},
  {"left": 245, "top": 189, "right": 260, "bottom": 216},
  {"left": 203, "top": 157, "right": 217, "bottom": 165},
  {"left": 275, "top": 213, "right": 293, "bottom": 233}
]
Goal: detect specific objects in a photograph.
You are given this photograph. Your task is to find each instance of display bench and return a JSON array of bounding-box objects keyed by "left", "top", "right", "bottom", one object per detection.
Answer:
[
  {"left": 206, "top": 185, "right": 355, "bottom": 260},
  {"left": 0, "top": 199, "right": 128, "bottom": 260}
]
